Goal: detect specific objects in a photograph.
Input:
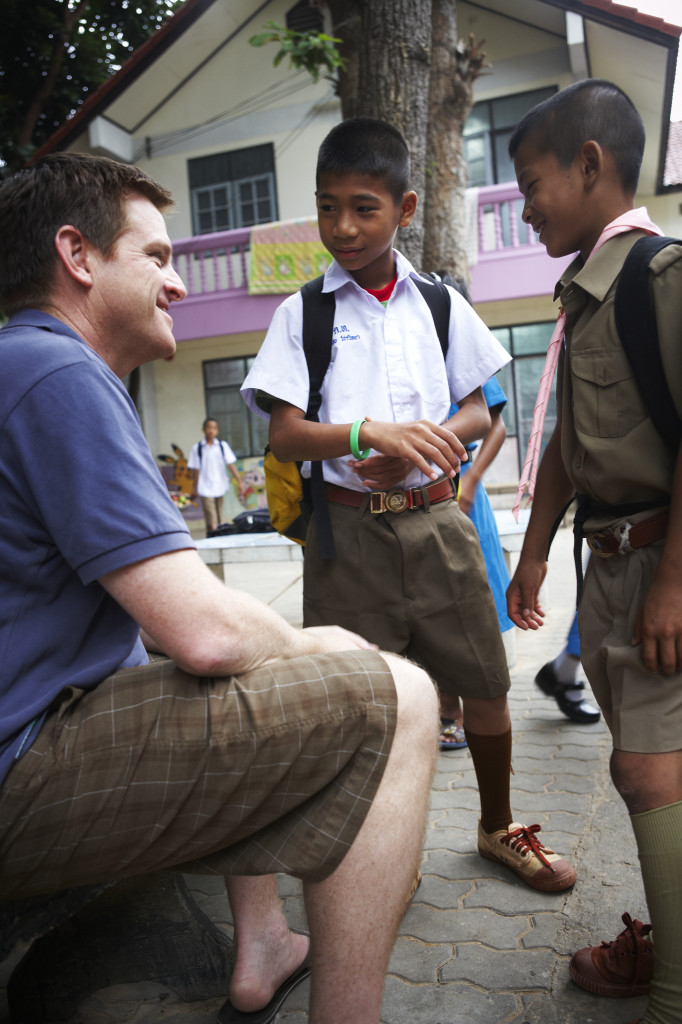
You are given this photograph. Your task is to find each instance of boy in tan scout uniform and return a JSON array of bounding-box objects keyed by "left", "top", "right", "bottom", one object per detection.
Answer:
[{"left": 508, "top": 79, "right": 682, "bottom": 1024}]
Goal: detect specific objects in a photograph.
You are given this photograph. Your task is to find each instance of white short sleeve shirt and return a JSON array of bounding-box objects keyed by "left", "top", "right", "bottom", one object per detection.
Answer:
[
  {"left": 242, "top": 250, "right": 511, "bottom": 490},
  {"left": 187, "top": 439, "right": 237, "bottom": 497}
]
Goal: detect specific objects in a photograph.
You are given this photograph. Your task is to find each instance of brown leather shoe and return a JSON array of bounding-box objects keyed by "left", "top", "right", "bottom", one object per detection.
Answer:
[{"left": 569, "top": 912, "right": 653, "bottom": 997}]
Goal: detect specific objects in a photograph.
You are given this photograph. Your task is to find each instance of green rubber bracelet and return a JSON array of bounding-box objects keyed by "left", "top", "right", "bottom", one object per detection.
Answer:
[{"left": 350, "top": 418, "right": 370, "bottom": 460}]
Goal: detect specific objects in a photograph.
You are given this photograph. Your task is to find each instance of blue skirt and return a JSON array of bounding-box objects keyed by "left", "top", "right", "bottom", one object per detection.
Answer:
[{"left": 460, "top": 462, "right": 514, "bottom": 633}]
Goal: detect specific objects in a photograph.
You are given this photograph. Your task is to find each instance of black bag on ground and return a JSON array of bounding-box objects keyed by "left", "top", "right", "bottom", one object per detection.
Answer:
[{"left": 209, "top": 508, "right": 274, "bottom": 537}]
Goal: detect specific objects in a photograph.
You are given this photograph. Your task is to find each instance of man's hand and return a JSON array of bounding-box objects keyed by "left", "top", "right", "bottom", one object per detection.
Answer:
[
  {"left": 506, "top": 556, "right": 547, "bottom": 631},
  {"left": 633, "top": 576, "right": 682, "bottom": 675},
  {"left": 302, "top": 625, "right": 379, "bottom": 653}
]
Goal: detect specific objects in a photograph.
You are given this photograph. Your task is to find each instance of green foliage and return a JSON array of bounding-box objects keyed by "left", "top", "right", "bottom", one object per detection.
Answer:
[
  {"left": 0, "top": 0, "right": 183, "bottom": 172},
  {"left": 249, "top": 21, "right": 346, "bottom": 84}
]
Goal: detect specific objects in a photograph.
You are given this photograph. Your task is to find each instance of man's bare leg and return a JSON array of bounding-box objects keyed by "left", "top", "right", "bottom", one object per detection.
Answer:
[
  {"left": 303, "top": 654, "right": 438, "bottom": 1024},
  {"left": 225, "top": 874, "right": 309, "bottom": 1012}
]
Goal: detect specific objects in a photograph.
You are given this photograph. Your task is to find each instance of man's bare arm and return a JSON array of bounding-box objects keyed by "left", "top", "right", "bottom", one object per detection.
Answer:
[{"left": 101, "top": 549, "right": 375, "bottom": 677}]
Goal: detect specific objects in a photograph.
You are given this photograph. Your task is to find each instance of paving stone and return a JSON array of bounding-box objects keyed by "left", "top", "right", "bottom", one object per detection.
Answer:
[
  {"left": 402, "top": 906, "right": 529, "bottom": 947},
  {"left": 522, "top": 912, "right": 566, "bottom": 948},
  {"left": 464, "top": 878, "right": 570, "bottom": 914},
  {"left": 388, "top": 935, "right": 453, "bottom": 982},
  {"left": 440, "top": 944, "right": 555, "bottom": 990},
  {"left": 412, "top": 875, "right": 471, "bottom": 907},
  {"left": 381, "top": 976, "right": 518, "bottom": 1024},
  {"left": 422, "top": 827, "right": 480, "bottom": 853}
]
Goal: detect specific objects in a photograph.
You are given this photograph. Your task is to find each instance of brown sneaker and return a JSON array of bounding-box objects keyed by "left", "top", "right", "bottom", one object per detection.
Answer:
[
  {"left": 569, "top": 912, "right": 653, "bottom": 997},
  {"left": 477, "top": 821, "right": 576, "bottom": 892}
]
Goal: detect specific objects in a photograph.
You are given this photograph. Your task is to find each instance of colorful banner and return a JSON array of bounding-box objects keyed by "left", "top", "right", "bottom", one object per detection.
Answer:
[{"left": 248, "top": 216, "right": 331, "bottom": 294}]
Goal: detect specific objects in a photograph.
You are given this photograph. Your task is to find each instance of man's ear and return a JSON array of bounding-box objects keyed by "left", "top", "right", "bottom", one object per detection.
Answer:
[
  {"left": 398, "top": 190, "right": 418, "bottom": 228},
  {"left": 54, "top": 225, "right": 94, "bottom": 288},
  {"left": 579, "top": 140, "right": 603, "bottom": 190}
]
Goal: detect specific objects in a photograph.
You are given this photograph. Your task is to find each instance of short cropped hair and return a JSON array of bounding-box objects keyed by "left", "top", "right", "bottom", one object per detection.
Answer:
[
  {"left": 316, "top": 117, "right": 411, "bottom": 203},
  {"left": 0, "top": 152, "right": 175, "bottom": 316},
  {"left": 508, "top": 79, "right": 645, "bottom": 194}
]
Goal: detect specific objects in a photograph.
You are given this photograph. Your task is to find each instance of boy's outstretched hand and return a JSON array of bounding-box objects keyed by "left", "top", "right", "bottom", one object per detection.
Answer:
[
  {"left": 354, "top": 418, "right": 467, "bottom": 485},
  {"left": 506, "top": 555, "right": 547, "bottom": 631}
]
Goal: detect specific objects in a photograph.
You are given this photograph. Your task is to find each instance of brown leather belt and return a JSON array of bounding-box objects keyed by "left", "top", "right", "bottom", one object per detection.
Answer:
[
  {"left": 586, "top": 512, "right": 669, "bottom": 556},
  {"left": 325, "top": 477, "right": 457, "bottom": 515}
]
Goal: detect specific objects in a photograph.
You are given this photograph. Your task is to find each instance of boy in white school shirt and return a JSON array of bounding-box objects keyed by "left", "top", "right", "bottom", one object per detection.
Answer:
[
  {"left": 242, "top": 116, "right": 577, "bottom": 892},
  {"left": 188, "top": 416, "right": 246, "bottom": 535}
]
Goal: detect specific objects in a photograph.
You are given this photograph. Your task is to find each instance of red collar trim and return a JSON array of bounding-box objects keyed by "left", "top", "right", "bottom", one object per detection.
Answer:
[{"left": 365, "top": 273, "right": 397, "bottom": 303}]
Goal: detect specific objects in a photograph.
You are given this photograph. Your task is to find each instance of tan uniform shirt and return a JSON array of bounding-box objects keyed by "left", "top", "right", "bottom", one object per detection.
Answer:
[{"left": 555, "top": 231, "right": 682, "bottom": 530}]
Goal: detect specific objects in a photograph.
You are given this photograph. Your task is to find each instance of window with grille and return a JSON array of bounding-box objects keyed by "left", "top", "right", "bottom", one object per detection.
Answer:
[
  {"left": 464, "top": 88, "right": 556, "bottom": 187},
  {"left": 286, "top": 0, "right": 323, "bottom": 34},
  {"left": 202, "top": 357, "right": 269, "bottom": 458},
  {"left": 188, "top": 144, "right": 278, "bottom": 236},
  {"left": 489, "top": 322, "right": 556, "bottom": 472}
]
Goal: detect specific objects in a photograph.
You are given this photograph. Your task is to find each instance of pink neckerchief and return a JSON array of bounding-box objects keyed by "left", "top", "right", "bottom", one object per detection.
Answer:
[{"left": 512, "top": 207, "right": 662, "bottom": 521}]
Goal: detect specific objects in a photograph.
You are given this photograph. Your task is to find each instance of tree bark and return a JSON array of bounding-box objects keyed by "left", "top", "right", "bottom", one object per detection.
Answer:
[
  {"left": 326, "top": 0, "right": 433, "bottom": 268},
  {"left": 423, "top": 0, "right": 484, "bottom": 282}
]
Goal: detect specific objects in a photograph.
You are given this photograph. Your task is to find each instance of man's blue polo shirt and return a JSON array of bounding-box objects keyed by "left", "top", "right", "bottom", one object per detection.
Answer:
[{"left": 0, "top": 311, "right": 194, "bottom": 785}]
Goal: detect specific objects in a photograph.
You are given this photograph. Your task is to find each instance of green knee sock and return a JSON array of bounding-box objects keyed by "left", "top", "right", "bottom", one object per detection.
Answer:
[{"left": 631, "top": 800, "right": 682, "bottom": 1024}]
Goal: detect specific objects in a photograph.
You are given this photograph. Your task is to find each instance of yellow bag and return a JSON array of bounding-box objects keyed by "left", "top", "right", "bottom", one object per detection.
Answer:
[{"left": 263, "top": 445, "right": 309, "bottom": 546}]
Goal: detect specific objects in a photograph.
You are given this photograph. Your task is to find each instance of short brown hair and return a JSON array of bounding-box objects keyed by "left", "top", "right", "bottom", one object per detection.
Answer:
[{"left": 0, "top": 153, "right": 175, "bottom": 316}]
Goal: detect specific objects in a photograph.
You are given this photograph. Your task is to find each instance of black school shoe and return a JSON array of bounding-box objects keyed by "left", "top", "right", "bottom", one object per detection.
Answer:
[{"left": 534, "top": 662, "right": 601, "bottom": 724}]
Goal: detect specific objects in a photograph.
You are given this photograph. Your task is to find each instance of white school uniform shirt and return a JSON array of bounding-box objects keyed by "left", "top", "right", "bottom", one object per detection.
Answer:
[
  {"left": 187, "top": 438, "right": 237, "bottom": 498},
  {"left": 241, "top": 249, "right": 511, "bottom": 491}
]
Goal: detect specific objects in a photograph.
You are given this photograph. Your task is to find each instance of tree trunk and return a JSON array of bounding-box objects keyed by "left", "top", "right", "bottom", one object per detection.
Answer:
[
  {"left": 423, "top": 0, "right": 476, "bottom": 282},
  {"left": 326, "top": 0, "right": 433, "bottom": 269}
]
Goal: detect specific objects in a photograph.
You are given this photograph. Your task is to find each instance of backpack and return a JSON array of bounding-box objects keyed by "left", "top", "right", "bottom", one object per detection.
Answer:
[
  {"left": 614, "top": 235, "right": 682, "bottom": 450},
  {"left": 196, "top": 438, "right": 230, "bottom": 465},
  {"left": 263, "top": 273, "right": 452, "bottom": 559},
  {"left": 209, "top": 507, "right": 274, "bottom": 537}
]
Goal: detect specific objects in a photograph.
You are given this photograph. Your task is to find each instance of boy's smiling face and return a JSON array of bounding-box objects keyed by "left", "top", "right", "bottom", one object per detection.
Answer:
[
  {"left": 513, "top": 139, "right": 599, "bottom": 261},
  {"left": 316, "top": 171, "right": 416, "bottom": 290}
]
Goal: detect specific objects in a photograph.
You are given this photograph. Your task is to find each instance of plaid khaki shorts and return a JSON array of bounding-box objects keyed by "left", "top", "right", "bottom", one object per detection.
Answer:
[{"left": 0, "top": 649, "right": 397, "bottom": 900}]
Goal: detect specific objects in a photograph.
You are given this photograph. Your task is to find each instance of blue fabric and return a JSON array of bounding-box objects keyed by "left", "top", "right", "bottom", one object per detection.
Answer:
[
  {"left": 565, "top": 609, "right": 581, "bottom": 656},
  {"left": 451, "top": 377, "right": 513, "bottom": 633},
  {"left": 0, "top": 311, "right": 194, "bottom": 785}
]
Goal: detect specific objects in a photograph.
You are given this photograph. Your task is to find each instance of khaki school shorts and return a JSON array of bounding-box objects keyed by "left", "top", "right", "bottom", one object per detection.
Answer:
[
  {"left": 303, "top": 496, "right": 510, "bottom": 700},
  {"left": 579, "top": 541, "right": 682, "bottom": 753},
  {"left": 0, "top": 649, "right": 397, "bottom": 900}
]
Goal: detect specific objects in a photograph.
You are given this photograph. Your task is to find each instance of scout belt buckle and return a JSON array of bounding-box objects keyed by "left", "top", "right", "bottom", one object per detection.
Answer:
[
  {"left": 586, "top": 531, "right": 615, "bottom": 557},
  {"left": 370, "top": 488, "right": 410, "bottom": 514}
]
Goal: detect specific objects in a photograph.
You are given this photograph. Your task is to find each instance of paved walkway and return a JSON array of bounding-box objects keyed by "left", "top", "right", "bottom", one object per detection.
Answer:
[{"left": 1, "top": 526, "right": 650, "bottom": 1024}]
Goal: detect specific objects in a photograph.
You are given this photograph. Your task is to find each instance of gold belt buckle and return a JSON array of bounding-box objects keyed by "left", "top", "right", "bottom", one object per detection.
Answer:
[
  {"left": 385, "top": 488, "right": 408, "bottom": 513},
  {"left": 370, "top": 491, "right": 386, "bottom": 514},
  {"left": 586, "top": 532, "right": 615, "bottom": 558}
]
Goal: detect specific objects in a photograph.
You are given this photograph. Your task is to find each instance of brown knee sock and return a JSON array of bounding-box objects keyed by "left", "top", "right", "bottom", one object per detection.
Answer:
[{"left": 464, "top": 726, "right": 513, "bottom": 834}]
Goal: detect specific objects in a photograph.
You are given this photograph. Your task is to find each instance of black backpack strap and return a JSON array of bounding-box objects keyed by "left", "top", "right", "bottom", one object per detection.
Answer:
[
  {"left": 301, "top": 275, "right": 336, "bottom": 559},
  {"left": 614, "top": 236, "right": 682, "bottom": 450},
  {"left": 413, "top": 275, "right": 451, "bottom": 357}
]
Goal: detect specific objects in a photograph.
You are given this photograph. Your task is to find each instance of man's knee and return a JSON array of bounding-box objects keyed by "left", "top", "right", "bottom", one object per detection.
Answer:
[{"left": 380, "top": 654, "right": 439, "bottom": 742}]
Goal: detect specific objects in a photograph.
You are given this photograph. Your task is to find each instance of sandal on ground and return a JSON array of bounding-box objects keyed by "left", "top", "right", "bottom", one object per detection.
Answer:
[
  {"left": 218, "top": 955, "right": 311, "bottom": 1023},
  {"left": 439, "top": 718, "right": 467, "bottom": 750}
]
